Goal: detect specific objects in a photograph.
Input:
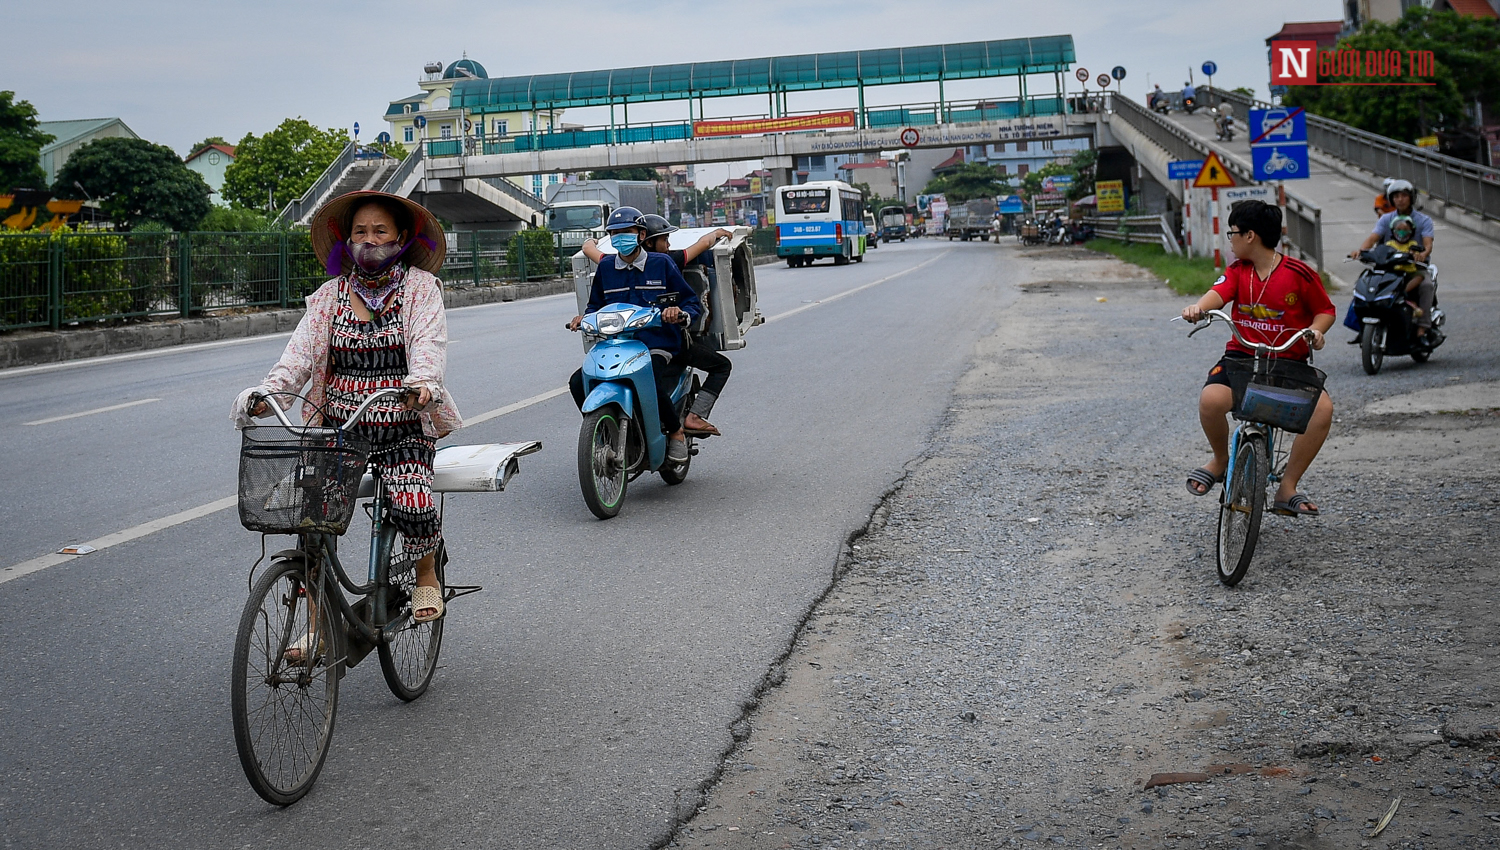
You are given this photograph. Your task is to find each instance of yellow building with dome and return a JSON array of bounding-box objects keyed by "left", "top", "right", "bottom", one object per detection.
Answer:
[{"left": 384, "top": 56, "right": 564, "bottom": 199}]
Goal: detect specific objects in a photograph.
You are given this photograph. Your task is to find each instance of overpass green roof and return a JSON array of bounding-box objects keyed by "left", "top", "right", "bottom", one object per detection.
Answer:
[{"left": 453, "top": 35, "right": 1075, "bottom": 114}]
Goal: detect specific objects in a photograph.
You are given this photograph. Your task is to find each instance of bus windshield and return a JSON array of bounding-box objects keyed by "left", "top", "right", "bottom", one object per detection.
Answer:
[
  {"left": 547, "top": 205, "right": 605, "bottom": 230},
  {"left": 781, "top": 189, "right": 830, "bottom": 214}
]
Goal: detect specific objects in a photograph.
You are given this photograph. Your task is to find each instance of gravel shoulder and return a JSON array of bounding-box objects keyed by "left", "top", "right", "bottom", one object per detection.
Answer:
[{"left": 667, "top": 243, "right": 1500, "bottom": 850}]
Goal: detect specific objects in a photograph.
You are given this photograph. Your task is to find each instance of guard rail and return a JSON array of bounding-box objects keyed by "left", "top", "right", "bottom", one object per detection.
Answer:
[
  {"left": 1203, "top": 88, "right": 1499, "bottom": 222},
  {"left": 274, "top": 141, "right": 358, "bottom": 227},
  {"left": 1083, "top": 214, "right": 1182, "bottom": 255}
]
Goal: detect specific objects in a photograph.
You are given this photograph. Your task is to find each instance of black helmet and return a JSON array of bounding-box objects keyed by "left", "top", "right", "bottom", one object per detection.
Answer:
[
  {"left": 605, "top": 206, "right": 645, "bottom": 232},
  {"left": 640, "top": 214, "right": 677, "bottom": 241}
]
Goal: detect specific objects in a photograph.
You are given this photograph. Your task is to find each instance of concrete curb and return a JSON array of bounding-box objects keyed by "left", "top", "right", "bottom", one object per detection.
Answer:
[{"left": 0, "top": 278, "right": 574, "bottom": 371}]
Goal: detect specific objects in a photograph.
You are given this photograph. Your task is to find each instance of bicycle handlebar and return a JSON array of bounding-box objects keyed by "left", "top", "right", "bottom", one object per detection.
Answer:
[
  {"left": 249, "top": 387, "right": 415, "bottom": 431},
  {"left": 1178, "top": 308, "right": 1316, "bottom": 354}
]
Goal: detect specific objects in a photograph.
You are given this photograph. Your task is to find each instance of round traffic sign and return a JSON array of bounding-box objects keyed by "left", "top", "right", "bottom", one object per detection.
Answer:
[
  {"left": 899, "top": 127, "right": 921, "bottom": 148},
  {"left": 1075, "top": 67, "right": 1090, "bottom": 83},
  {"left": 1111, "top": 65, "right": 1127, "bottom": 81},
  {"left": 353, "top": 121, "right": 360, "bottom": 137},
  {"left": 376, "top": 131, "right": 391, "bottom": 144},
  {"left": 413, "top": 115, "right": 427, "bottom": 129},
  {"left": 1202, "top": 61, "right": 1218, "bottom": 77},
  {"left": 1096, "top": 74, "right": 1111, "bottom": 88}
]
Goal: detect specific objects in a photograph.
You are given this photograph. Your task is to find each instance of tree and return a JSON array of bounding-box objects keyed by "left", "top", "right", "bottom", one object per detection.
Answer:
[
  {"left": 1285, "top": 9, "right": 1499, "bottom": 157},
  {"left": 0, "top": 91, "right": 54, "bottom": 192},
  {"left": 189, "top": 135, "right": 229, "bottom": 154},
  {"left": 367, "top": 139, "right": 408, "bottom": 161},
  {"left": 222, "top": 118, "right": 349, "bottom": 211},
  {"left": 1016, "top": 149, "right": 1097, "bottom": 204},
  {"left": 197, "top": 206, "right": 272, "bottom": 231},
  {"left": 53, "top": 137, "right": 211, "bottom": 231},
  {"left": 588, "top": 167, "right": 659, "bottom": 181},
  {"left": 921, "top": 162, "right": 1011, "bottom": 203}
]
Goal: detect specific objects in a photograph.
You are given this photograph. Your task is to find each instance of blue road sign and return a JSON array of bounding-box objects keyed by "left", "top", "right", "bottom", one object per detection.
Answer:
[
  {"left": 1168, "top": 159, "right": 1205, "bottom": 181},
  {"left": 353, "top": 121, "right": 360, "bottom": 137},
  {"left": 413, "top": 115, "right": 427, "bottom": 129},
  {"left": 1253, "top": 144, "right": 1309, "bottom": 181},
  {"left": 1111, "top": 65, "right": 1127, "bottom": 81},
  {"left": 376, "top": 131, "right": 392, "bottom": 144},
  {"left": 1202, "top": 61, "right": 1218, "bottom": 77},
  {"left": 1249, "top": 108, "right": 1306, "bottom": 145}
]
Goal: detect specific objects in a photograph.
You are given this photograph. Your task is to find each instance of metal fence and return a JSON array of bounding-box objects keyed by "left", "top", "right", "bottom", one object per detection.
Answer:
[
  {"left": 1, "top": 229, "right": 571, "bottom": 333},
  {"left": 1083, "top": 214, "right": 1182, "bottom": 255},
  {"left": 1203, "top": 88, "right": 1499, "bottom": 221},
  {"left": 1109, "top": 94, "right": 1324, "bottom": 270}
]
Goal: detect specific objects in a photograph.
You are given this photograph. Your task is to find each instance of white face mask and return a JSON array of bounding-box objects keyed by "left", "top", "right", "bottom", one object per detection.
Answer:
[{"left": 348, "top": 239, "right": 406, "bottom": 273}]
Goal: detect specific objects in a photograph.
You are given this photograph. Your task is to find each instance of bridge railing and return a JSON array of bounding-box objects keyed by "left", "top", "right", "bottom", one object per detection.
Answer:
[
  {"left": 379, "top": 145, "right": 424, "bottom": 195},
  {"left": 1083, "top": 214, "right": 1182, "bottom": 255},
  {"left": 1203, "top": 88, "right": 1499, "bottom": 222},
  {"left": 274, "top": 141, "right": 358, "bottom": 227},
  {"left": 1110, "top": 94, "right": 1324, "bottom": 270}
]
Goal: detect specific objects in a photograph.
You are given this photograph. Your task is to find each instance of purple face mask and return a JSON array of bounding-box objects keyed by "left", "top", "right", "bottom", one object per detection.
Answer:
[{"left": 348, "top": 239, "right": 407, "bottom": 274}]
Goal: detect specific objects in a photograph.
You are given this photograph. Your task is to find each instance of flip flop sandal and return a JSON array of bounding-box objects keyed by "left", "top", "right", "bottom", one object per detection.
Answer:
[
  {"left": 1273, "top": 494, "right": 1320, "bottom": 517},
  {"left": 1185, "top": 467, "right": 1223, "bottom": 496},
  {"left": 411, "top": 585, "right": 446, "bottom": 624},
  {"left": 683, "top": 424, "right": 721, "bottom": 437}
]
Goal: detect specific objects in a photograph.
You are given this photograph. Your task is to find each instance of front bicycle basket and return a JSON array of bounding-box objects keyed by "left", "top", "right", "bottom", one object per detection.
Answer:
[
  {"left": 238, "top": 425, "right": 369, "bottom": 535},
  {"left": 1224, "top": 358, "right": 1326, "bottom": 435}
]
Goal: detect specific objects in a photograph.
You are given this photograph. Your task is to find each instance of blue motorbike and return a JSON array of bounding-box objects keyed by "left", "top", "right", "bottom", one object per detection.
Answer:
[{"left": 574, "top": 295, "right": 701, "bottom": 519}]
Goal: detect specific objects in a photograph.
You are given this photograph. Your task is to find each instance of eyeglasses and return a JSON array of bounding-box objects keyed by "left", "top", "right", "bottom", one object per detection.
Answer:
[{"left": 1226, "top": 229, "right": 1250, "bottom": 238}]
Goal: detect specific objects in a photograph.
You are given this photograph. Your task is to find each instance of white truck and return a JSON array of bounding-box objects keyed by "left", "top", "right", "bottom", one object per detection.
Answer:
[{"left": 543, "top": 180, "right": 661, "bottom": 247}]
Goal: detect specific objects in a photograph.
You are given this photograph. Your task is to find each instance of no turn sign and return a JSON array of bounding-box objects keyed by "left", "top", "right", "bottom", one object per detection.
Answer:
[{"left": 899, "top": 127, "right": 920, "bottom": 148}]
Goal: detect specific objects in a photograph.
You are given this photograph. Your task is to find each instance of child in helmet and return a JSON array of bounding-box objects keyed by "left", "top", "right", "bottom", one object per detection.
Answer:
[{"left": 1383, "top": 215, "right": 1434, "bottom": 339}]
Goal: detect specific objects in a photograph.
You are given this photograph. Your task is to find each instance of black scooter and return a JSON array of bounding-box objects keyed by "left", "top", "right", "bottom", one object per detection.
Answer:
[{"left": 1347, "top": 244, "right": 1445, "bottom": 375}]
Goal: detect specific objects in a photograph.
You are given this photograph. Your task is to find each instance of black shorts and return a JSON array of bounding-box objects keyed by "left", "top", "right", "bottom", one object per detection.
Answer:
[{"left": 1204, "top": 353, "right": 1329, "bottom": 402}]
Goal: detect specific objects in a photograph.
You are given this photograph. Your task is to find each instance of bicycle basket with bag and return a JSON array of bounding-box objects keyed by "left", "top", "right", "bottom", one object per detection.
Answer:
[
  {"left": 238, "top": 425, "right": 369, "bottom": 535},
  {"left": 1224, "top": 358, "right": 1326, "bottom": 435}
]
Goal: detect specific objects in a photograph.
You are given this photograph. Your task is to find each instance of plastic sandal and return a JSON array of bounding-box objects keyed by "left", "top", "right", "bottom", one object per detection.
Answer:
[
  {"left": 283, "top": 632, "right": 323, "bottom": 666},
  {"left": 411, "top": 585, "right": 445, "bottom": 623},
  {"left": 1186, "top": 467, "right": 1223, "bottom": 496},
  {"left": 1273, "top": 494, "right": 1320, "bottom": 517}
]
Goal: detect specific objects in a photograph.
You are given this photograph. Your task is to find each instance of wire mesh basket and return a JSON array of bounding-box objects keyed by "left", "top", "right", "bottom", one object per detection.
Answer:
[
  {"left": 238, "top": 425, "right": 369, "bottom": 535},
  {"left": 1223, "top": 358, "right": 1326, "bottom": 435}
]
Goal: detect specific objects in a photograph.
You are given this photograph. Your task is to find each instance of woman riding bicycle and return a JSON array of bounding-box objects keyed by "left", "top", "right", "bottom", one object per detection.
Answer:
[
  {"left": 232, "top": 191, "right": 462, "bottom": 623},
  {"left": 1181, "top": 200, "right": 1335, "bottom": 517}
]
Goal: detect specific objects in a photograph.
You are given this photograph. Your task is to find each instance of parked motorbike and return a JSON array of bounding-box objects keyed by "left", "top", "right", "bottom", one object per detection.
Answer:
[
  {"left": 1046, "top": 217, "right": 1071, "bottom": 245},
  {"left": 1070, "top": 220, "right": 1094, "bottom": 244},
  {"left": 574, "top": 294, "right": 704, "bottom": 518},
  {"left": 1346, "top": 244, "right": 1445, "bottom": 375},
  {"left": 1212, "top": 108, "right": 1236, "bottom": 141}
]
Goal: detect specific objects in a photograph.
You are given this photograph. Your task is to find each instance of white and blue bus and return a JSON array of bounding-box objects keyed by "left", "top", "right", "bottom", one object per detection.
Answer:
[{"left": 775, "top": 181, "right": 868, "bottom": 267}]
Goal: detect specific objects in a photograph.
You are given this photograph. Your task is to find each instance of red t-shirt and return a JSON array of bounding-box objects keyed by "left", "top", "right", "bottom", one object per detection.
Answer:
[{"left": 1209, "top": 255, "right": 1334, "bottom": 360}]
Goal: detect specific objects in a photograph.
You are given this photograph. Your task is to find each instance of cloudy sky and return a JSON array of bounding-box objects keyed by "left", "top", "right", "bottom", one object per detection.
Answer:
[{"left": 12, "top": 0, "right": 1342, "bottom": 184}]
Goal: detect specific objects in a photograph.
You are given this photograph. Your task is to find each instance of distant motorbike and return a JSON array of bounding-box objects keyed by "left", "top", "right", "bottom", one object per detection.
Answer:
[
  {"left": 1183, "top": 96, "right": 1199, "bottom": 115},
  {"left": 573, "top": 294, "right": 704, "bottom": 518},
  {"left": 1212, "top": 108, "right": 1236, "bottom": 141},
  {"left": 1346, "top": 244, "right": 1446, "bottom": 375}
]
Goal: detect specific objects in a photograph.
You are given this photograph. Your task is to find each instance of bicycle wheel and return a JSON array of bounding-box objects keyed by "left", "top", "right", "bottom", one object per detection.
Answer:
[
  {"left": 232, "top": 557, "right": 341, "bottom": 805},
  {"left": 379, "top": 537, "right": 446, "bottom": 701},
  {"left": 1360, "top": 324, "right": 1385, "bottom": 375},
  {"left": 1216, "top": 434, "right": 1266, "bottom": 587},
  {"left": 579, "top": 408, "right": 627, "bottom": 519}
]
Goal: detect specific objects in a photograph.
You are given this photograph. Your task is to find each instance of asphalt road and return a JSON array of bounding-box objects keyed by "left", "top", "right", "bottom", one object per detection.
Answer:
[{"left": 0, "top": 238, "right": 1014, "bottom": 849}]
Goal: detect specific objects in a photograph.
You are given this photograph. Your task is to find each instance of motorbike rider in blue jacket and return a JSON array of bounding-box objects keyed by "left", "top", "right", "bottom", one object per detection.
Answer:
[{"left": 568, "top": 207, "right": 703, "bottom": 463}]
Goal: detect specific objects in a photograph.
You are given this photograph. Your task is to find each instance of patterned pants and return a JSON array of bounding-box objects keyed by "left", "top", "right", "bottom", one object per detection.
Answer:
[{"left": 371, "top": 432, "right": 440, "bottom": 559}]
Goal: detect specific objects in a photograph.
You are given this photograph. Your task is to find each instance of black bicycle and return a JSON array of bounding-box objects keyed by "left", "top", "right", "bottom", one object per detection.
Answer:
[
  {"left": 1181, "top": 311, "right": 1324, "bottom": 586},
  {"left": 231, "top": 388, "right": 539, "bottom": 804}
]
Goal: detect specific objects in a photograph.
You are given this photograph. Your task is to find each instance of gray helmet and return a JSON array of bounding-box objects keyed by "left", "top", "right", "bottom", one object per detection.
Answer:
[
  {"left": 1386, "top": 179, "right": 1414, "bottom": 197},
  {"left": 605, "top": 206, "right": 645, "bottom": 232},
  {"left": 640, "top": 214, "right": 677, "bottom": 241}
]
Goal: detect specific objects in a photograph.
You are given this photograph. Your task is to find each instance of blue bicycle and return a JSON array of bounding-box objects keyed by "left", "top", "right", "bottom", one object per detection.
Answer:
[{"left": 1183, "top": 311, "right": 1323, "bottom": 586}]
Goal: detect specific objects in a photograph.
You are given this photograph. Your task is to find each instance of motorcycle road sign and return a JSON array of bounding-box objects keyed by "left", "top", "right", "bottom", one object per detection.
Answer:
[
  {"left": 1249, "top": 108, "right": 1306, "bottom": 145},
  {"left": 1252, "top": 144, "right": 1309, "bottom": 181}
]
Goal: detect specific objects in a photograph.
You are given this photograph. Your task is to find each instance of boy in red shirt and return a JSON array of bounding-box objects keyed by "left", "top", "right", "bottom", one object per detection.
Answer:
[{"left": 1181, "top": 200, "right": 1336, "bottom": 516}]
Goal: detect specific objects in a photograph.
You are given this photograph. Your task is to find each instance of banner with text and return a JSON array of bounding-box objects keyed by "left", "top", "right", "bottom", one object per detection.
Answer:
[{"left": 693, "top": 112, "right": 857, "bottom": 138}]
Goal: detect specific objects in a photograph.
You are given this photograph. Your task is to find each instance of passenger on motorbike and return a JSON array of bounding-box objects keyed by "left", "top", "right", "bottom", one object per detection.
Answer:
[
  {"left": 1348, "top": 180, "right": 1435, "bottom": 338},
  {"left": 581, "top": 217, "right": 733, "bottom": 436},
  {"left": 1380, "top": 215, "right": 1436, "bottom": 339},
  {"left": 568, "top": 207, "right": 703, "bottom": 463},
  {"left": 1181, "top": 200, "right": 1335, "bottom": 517}
]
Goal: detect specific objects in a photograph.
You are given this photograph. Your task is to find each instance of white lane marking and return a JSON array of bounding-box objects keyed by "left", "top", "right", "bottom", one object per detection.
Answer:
[
  {"left": 24, "top": 398, "right": 161, "bottom": 426},
  {"left": 463, "top": 386, "right": 569, "bottom": 427},
  {"left": 0, "top": 332, "right": 293, "bottom": 379},
  {"left": 0, "top": 496, "right": 238, "bottom": 586},
  {"left": 764, "top": 251, "right": 952, "bottom": 324}
]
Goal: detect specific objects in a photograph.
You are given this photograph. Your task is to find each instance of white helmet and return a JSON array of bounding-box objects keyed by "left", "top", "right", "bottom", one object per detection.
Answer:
[
  {"left": 1386, "top": 178, "right": 1414, "bottom": 197},
  {"left": 1382, "top": 177, "right": 1396, "bottom": 191}
]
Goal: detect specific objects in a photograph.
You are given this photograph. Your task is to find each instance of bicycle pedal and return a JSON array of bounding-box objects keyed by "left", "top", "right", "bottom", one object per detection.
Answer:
[{"left": 444, "top": 584, "right": 483, "bottom": 602}]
